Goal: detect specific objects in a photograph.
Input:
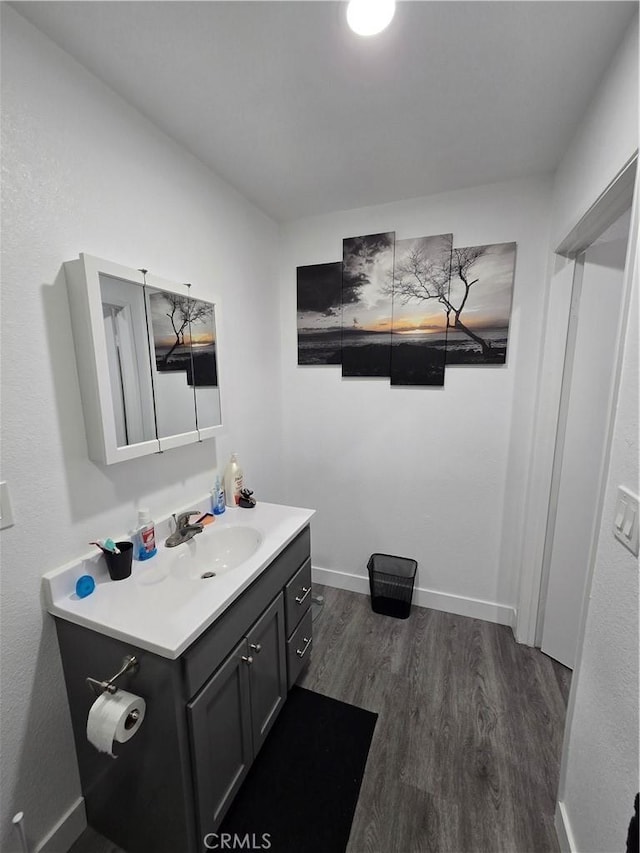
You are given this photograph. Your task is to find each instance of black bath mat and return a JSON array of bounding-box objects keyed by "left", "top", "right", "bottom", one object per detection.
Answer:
[{"left": 219, "top": 686, "right": 377, "bottom": 853}]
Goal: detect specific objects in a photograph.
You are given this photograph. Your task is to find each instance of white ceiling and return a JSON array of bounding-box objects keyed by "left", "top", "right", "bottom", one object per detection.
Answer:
[{"left": 12, "top": 1, "right": 638, "bottom": 222}]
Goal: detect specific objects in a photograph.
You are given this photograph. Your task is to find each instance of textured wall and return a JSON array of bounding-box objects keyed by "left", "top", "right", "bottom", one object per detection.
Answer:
[
  {"left": 0, "top": 8, "right": 282, "bottom": 850},
  {"left": 279, "top": 176, "right": 552, "bottom": 613},
  {"left": 548, "top": 17, "right": 639, "bottom": 850},
  {"left": 551, "top": 14, "right": 639, "bottom": 247}
]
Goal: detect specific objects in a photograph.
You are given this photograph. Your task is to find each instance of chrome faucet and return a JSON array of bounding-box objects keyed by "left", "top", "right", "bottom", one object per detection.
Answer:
[{"left": 165, "top": 511, "right": 204, "bottom": 548}]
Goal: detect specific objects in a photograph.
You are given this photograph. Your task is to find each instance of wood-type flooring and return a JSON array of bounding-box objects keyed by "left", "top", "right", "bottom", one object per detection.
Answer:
[
  {"left": 300, "top": 587, "right": 570, "bottom": 853},
  {"left": 68, "top": 585, "right": 570, "bottom": 853}
]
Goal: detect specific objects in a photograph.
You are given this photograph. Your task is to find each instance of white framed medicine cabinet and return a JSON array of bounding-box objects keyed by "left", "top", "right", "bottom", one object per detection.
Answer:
[{"left": 65, "top": 254, "right": 223, "bottom": 465}]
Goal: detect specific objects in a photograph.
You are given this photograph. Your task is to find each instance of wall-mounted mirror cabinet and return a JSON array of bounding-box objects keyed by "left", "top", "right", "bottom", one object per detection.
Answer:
[{"left": 65, "top": 254, "right": 223, "bottom": 465}]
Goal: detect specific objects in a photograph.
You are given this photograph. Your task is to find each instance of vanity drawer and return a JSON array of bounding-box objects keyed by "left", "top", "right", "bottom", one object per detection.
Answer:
[
  {"left": 287, "top": 608, "right": 313, "bottom": 689},
  {"left": 284, "top": 557, "right": 312, "bottom": 635}
]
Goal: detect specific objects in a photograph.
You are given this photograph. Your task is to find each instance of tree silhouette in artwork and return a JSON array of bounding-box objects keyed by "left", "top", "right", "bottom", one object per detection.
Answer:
[
  {"left": 160, "top": 295, "right": 213, "bottom": 367},
  {"left": 391, "top": 245, "right": 494, "bottom": 356}
]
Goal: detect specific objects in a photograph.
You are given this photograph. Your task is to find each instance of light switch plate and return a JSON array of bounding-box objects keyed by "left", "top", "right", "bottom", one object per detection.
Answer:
[
  {"left": 613, "top": 486, "right": 639, "bottom": 557},
  {"left": 0, "top": 481, "right": 14, "bottom": 530}
]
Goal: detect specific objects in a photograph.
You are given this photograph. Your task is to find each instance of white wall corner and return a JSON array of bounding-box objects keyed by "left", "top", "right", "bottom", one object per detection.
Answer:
[
  {"left": 35, "top": 797, "right": 86, "bottom": 853},
  {"left": 555, "top": 801, "right": 577, "bottom": 853}
]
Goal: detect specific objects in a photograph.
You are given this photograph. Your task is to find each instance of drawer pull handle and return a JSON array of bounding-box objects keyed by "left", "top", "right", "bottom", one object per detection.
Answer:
[
  {"left": 241, "top": 655, "right": 253, "bottom": 665},
  {"left": 249, "top": 643, "right": 262, "bottom": 653},
  {"left": 296, "top": 637, "right": 312, "bottom": 658},
  {"left": 295, "top": 586, "right": 311, "bottom": 605}
]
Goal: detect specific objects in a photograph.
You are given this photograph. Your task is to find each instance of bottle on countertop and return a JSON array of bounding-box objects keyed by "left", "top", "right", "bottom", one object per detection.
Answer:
[
  {"left": 224, "top": 453, "right": 244, "bottom": 507},
  {"left": 211, "top": 475, "right": 226, "bottom": 515},
  {"left": 135, "top": 508, "right": 157, "bottom": 561}
]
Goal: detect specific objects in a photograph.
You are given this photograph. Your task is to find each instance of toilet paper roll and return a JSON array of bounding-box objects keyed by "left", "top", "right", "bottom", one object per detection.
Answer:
[{"left": 86, "top": 689, "right": 146, "bottom": 757}]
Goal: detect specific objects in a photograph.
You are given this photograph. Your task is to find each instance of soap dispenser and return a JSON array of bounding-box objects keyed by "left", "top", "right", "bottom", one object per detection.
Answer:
[
  {"left": 135, "top": 508, "right": 157, "bottom": 561},
  {"left": 224, "top": 453, "right": 244, "bottom": 507}
]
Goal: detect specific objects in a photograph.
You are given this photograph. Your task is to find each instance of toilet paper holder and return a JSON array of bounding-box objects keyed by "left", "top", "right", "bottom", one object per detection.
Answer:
[{"left": 86, "top": 654, "right": 139, "bottom": 697}]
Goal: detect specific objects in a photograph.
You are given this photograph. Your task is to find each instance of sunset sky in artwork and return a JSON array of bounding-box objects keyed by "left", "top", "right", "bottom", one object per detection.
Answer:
[
  {"left": 341, "top": 232, "right": 395, "bottom": 334},
  {"left": 297, "top": 239, "right": 516, "bottom": 333},
  {"left": 148, "top": 292, "right": 216, "bottom": 348},
  {"left": 391, "top": 234, "right": 452, "bottom": 335},
  {"left": 391, "top": 238, "right": 516, "bottom": 333},
  {"left": 449, "top": 242, "right": 516, "bottom": 329}
]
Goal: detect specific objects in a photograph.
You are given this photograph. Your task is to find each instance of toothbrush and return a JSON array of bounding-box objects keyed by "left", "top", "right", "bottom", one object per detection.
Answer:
[{"left": 90, "top": 539, "right": 121, "bottom": 555}]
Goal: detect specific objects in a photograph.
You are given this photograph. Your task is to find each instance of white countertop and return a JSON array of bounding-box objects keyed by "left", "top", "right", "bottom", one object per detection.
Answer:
[{"left": 42, "top": 502, "right": 314, "bottom": 659}]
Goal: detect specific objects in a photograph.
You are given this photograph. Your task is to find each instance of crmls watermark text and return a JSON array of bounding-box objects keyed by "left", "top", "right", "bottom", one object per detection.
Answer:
[{"left": 203, "top": 832, "right": 272, "bottom": 850}]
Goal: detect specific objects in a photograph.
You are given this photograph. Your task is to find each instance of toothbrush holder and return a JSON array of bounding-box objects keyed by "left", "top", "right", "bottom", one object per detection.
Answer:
[{"left": 104, "top": 541, "right": 134, "bottom": 581}]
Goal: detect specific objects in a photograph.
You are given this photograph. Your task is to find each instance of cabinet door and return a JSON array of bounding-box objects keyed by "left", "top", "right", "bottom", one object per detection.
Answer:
[
  {"left": 187, "top": 639, "right": 253, "bottom": 836},
  {"left": 246, "top": 594, "right": 287, "bottom": 756}
]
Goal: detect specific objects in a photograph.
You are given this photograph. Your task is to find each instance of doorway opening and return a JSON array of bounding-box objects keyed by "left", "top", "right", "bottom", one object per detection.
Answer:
[{"left": 537, "top": 208, "right": 633, "bottom": 668}]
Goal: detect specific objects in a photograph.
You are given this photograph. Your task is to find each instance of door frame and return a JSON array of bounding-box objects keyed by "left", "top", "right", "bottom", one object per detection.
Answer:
[
  {"left": 515, "top": 152, "right": 638, "bottom": 648},
  {"left": 533, "top": 251, "right": 586, "bottom": 649}
]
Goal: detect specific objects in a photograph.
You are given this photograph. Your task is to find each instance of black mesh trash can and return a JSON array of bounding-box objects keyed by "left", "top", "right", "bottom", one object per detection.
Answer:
[{"left": 367, "top": 553, "right": 418, "bottom": 619}]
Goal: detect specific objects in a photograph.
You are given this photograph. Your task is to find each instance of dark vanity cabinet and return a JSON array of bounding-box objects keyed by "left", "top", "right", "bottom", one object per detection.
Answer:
[
  {"left": 54, "top": 526, "right": 312, "bottom": 853},
  {"left": 188, "top": 595, "right": 287, "bottom": 833}
]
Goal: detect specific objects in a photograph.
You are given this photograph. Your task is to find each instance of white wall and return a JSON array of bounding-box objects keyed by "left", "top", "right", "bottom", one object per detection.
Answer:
[
  {"left": 279, "top": 176, "right": 552, "bottom": 623},
  {"left": 531, "top": 13, "right": 639, "bottom": 850},
  {"left": 551, "top": 15, "right": 639, "bottom": 248},
  {"left": 516, "top": 17, "right": 637, "bottom": 650},
  {"left": 0, "top": 8, "right": 283, "bottom": 851}
]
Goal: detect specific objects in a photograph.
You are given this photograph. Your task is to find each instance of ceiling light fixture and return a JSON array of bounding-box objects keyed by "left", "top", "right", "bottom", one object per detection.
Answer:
[{"left": 346, "top": 0, "right": 396, "bottom": 37}]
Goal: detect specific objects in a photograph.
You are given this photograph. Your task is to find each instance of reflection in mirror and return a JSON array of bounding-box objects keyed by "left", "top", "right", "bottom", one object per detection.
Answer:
[
  {"left": 146, "top": 287, "right": 199, "bottom": 440},
  {"left": 188, "top": 299, "right": 221, "bottom": 434},
  {"left": 99, "top": 274, "right": 156, "bottom": 448}
]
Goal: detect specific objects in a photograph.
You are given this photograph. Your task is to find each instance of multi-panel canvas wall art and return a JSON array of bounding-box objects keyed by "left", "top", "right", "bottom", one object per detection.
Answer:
[
  {"left": 341, "top": 232, "right": 395, "bottom": 377},
  {"left": 446, "top": 242, "right": 517, "bottom": 365},
  {"left": 391, "top": 233, "right": 453, "bottom": 386},
  {"left": 295, "top": 232, "right": 517, "bottom": 384},
  {"left": 296, "top": 262, "right": 343, "bottom": 365}
]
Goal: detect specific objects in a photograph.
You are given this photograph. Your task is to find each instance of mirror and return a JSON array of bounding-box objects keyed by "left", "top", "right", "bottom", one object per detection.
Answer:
[
  {"left": 65, "top": 254, "right": 223, "bottom": 464},
  {"left": 146, "top": 287, "right": 221, "bottom": 444},
  {"left": 188, "top": 298, "right": 221, "bottom": 438},
  {"left": 100, "top": 273, "right": 157, "bottom": 447}
]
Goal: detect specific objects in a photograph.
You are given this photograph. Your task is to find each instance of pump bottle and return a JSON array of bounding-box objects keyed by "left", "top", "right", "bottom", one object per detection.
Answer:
[
  {"left": 135, "top": 509, "right": 157, "bottom": 561},
  {"left": 224, "top": 453, "right": 244, "bottom": 507}
]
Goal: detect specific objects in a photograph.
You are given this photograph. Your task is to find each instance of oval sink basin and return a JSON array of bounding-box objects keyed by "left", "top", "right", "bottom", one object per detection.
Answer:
[
  {"left": 202, "top": 525, "right": 263, "bottom": 571},
  {"left": 169, "top": 525, "right": 263, "bottom": 582}
]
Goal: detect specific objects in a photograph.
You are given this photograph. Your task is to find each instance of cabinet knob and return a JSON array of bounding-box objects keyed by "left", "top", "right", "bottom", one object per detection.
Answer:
[
  {"left": 241, "top": 655, "right": 254, "bottom": 665},
  {"left": 249, "top": 643, "right": 262, "bottom": 653}
]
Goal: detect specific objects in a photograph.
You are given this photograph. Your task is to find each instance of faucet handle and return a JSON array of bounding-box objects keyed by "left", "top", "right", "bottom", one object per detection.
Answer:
[{"left": 175, "top": 510, "right": 202, "bottom": 528}]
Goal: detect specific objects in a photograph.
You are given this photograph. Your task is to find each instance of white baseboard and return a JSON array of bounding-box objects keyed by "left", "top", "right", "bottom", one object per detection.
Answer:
[
  {"left": 555, "top": 800, "right": 577, "bottom": 853},
  {"left": 312, "top": 566, "right": 516, "bottom": 627},
  {"left": 313, "top": 566, "right": 369, "bottom": 596},
  {"left": 36, "top": 797, "right": 86, "bottom": 853}
]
